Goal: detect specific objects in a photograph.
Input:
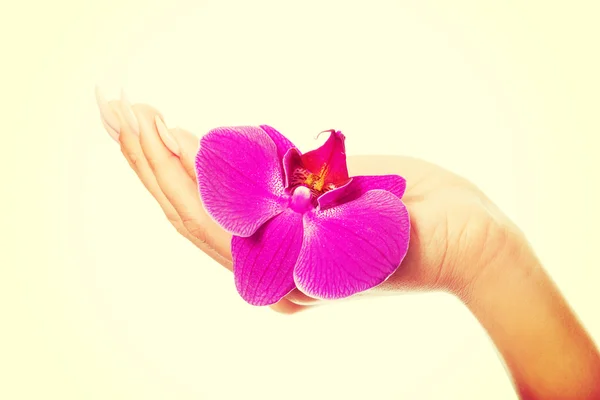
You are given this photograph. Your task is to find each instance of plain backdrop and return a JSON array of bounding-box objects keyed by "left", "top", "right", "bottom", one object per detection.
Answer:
[{"left": 2, "top": 1, "right": 599, "bottom": 399}]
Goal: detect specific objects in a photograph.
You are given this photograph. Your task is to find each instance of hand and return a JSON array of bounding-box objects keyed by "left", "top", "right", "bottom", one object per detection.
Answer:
[
  {"left": 95, "top": 93, "right": 528, "bottom": 312},
  {"left": 97, "top": 93, "right": 600, "bottom": 399}
]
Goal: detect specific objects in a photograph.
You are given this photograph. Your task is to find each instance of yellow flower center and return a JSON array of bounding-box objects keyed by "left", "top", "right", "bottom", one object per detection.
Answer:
[
  {"left": 305, "top": 165, "right": 328, "bottom": 192},
  {"left": 290, "top": 164, "right": 337, "bottom": 199}
]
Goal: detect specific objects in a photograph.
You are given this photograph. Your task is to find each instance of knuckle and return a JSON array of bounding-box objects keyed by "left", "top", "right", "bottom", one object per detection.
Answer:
[
  {"left": 164, "top": 213, "right": 189, "bottom": 237},
  {"left": 181, "top": 217, "right": 208, "bottom": 244},
  {"left": 121, "top": 145, "right": 142, "bottom": 168},
  {"left": 164, "top": 212, "right": 182, "bottom": 227},
  {"left": 144, "top": 152, "right": 177, "bottom": 171},
  {"left": 144, "top": 154, "right": 159, "bottom": 170},
  {"left": 128, "top": 151, "right": 140, "bottom": 167}
]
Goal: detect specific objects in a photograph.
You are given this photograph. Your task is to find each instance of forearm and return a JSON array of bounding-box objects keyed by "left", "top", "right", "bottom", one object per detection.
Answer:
[{"left": 461, "top": 251, "right": 600, "bottom": 399}]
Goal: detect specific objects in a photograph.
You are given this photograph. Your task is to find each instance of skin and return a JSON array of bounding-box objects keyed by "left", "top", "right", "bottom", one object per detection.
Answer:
[{"left": 101, "top": 100, "right": 600, "bottom": 399}]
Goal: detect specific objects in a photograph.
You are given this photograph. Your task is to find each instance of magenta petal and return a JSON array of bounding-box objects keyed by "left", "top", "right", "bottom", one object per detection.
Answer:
[
  {"left": 300, "top": 130, "right": 350, "bottom": 186},
  {"left": 196, "top": 126, "right": 287, "bottom": 237},
  {"left": 260, "top": 125, "right": 296, "bottom": 161},
  {"left": 232, "top": 209, "right": 304, "bottom": 306},
  {"left": 317, "top": 174, "right": 407, "bottom": 210},
  {"left": 294, "top": 190, "right": 410, "bottom": 300}
]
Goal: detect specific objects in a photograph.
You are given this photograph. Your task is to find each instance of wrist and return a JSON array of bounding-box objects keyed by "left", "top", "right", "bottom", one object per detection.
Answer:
[
  {"left": 460, "top": 248, "right": 540, "bottom": 313},
  {"left": 455, "top": 221, "right": 538, "bottom": 306}
]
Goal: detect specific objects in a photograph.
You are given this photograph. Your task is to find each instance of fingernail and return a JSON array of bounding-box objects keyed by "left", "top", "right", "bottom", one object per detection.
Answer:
[
  {"left": 94, "top": 86, "right": 120, "bottom": 133},
  {"left": 155, "top": 115, "right": 180, "bottom": 156},
  {"left": 119, "top": 89, "right": 140, "bottom": 135},
  {"left": 101, "top": 119, "right": 119, "bottom": 143}
]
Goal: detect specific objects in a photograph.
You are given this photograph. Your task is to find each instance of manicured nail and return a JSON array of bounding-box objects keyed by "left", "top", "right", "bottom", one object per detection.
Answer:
[
  {"left": 101, "top": 119, "right": 119, "bottom": 142},
  {"left": 94, "top": 86, "right": 120, "bottom": 133},
  {"left": 155, "top": 115, "right": 180, "bottom": 156},
  {"left": 119, "top": 90, "right": 140, "bottom": 135}
]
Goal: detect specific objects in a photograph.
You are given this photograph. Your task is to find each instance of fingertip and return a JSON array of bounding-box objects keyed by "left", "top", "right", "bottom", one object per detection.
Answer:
[
  {"left": 169, "top": 127, "right": 201, "bottom": 181},
  {"left": 108, "top": 100, "right": 137, "bottom": 149},
  {"left": 155, "top": 116, "right": 180, "bottom": 156},
  {"left": 101, "top": 119, "right": 119, "bottom": 142},
  {"left": 269, "top": 298, "right": 308, "bottom": 315},
  {"left": 284, "top": 289, "right": 321, "bottom": 306},
  {"left": 171, "top": 126, "right": 198, "bottom": 139},
  {"left": 131, "top": 103, "right": 163, "bottom": 122},
  {"left": 119, "top": 90, "right": 140, "bottom": 135}
]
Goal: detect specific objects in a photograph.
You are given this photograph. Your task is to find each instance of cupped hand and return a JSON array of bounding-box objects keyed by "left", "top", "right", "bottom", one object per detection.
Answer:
[{"left": 97, "top": 94, "right": 527, "bottom": 313}]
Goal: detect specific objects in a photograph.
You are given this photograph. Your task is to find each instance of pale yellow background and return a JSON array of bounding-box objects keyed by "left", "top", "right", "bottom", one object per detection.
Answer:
[{"left": 2, "top": 1, "right": 599, "bottom": 399}]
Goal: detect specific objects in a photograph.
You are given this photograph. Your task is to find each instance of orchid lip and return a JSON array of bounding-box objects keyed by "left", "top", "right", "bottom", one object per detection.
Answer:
[{"left": 288, "top": 186, "right": 314, "bottom": 213}]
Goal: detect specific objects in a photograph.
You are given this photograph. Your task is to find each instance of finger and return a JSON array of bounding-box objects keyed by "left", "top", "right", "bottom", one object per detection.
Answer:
[
  {"left": 100, "top": 118, "right": 119, "bottom": 142},
  {"left": 112, "top": 101, "right": 177, "bottom": 227},
  {"left": 284, "top": 289, "right": 321, "bottom": 306},
  {"left": 134, "top": 105, "right": 232, "bottom": 260},
  {"left": 269, "top": 298, "right": 309, "bottom": 314},
  {"left": 95, "top": 86, "right": 120, "bottom": 142},
  {"left": 112, "top": 99, "right": 231, "bottom": 268},
  {"left": 162, "top": 127, "right": 200, "bottom": 183}
]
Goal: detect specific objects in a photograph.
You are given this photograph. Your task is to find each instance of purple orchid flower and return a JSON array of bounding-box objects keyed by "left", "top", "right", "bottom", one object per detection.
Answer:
[{"left": 195, "top": 125, "right": 410, "bottom": 306}]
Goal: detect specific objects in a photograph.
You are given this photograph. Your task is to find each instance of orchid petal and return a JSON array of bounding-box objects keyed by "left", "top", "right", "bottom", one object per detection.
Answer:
[
  {"left": 317, "top": 174, "right": 407, "bottom": 210},
  {"left": 300, "top": 130, "right": 350, "bottom": 186},
  {"left": 232, "top": 209, "right": 303, "bottom": 306},
  {"left": 196, "top": 126, "right": 286, "bottom": 237},
  {"left": 294, "top": 190, "right": 410, "bottom": 300},
  {"left": 260, "top": 125, "right": 296, "bottom": 161}
]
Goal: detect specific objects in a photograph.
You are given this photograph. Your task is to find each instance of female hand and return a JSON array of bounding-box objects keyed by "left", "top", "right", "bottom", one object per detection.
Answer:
[
  {"left": 95, "top": 93, "right": 526, "bottom": 310},
  {"left": 96, "top": 93, "right": 600, "bottom": 399}
]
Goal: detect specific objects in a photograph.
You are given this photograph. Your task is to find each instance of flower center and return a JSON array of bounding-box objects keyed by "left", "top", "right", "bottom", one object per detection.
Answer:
[{"left": 290, "top": 165, "right": 337, "bottom": 198}]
